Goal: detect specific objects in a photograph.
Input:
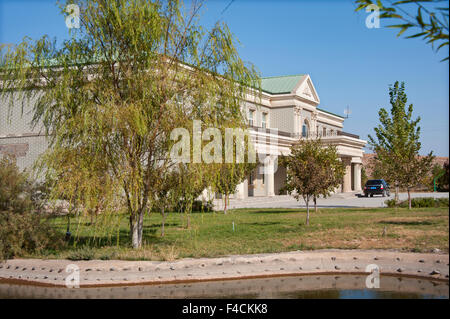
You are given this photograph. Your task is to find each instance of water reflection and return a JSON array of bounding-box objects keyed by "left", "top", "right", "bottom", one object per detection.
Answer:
[{"left": 0, "top": 275, "right": 448, "bottom": 299}]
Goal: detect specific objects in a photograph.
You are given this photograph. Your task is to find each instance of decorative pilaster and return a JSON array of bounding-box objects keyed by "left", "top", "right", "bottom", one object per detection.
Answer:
[{"left": 293, "top": 106, "right": 302, "bottom": 139}]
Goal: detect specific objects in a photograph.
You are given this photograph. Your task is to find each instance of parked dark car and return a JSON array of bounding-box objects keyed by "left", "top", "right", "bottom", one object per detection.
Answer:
[{"left": 364, "top": 179, "right": 390, "bottom": 197}]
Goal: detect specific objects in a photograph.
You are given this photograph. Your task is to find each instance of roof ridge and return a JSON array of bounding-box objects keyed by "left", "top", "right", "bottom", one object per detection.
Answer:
[{"left": 261, "top": 74, "right": 304, "bottom": 79}]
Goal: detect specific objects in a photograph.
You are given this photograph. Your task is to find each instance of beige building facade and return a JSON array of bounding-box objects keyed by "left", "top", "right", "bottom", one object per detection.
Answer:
[{"left": 232, "top": 74, "right": 366, "bottom": 199}]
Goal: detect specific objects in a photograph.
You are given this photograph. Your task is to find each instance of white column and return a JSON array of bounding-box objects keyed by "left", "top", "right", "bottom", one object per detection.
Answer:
[
  {"left": 200, "top": 187, "right": 214, "bottom": 201},
  {"left": 235, "top": 179, "right": 248, "bottom": 199},
  {"left": 353, "top": 163, "right": 362, "bottom": 191},
  {"left": 265, "top": 156, "right": 275, "bottom": 196},
  {"left": 342, "top": 158, "right": 352, "bottom": 193}
]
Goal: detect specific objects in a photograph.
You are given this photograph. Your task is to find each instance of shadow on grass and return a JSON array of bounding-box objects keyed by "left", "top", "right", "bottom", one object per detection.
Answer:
[
  {"left": 143, "top": 223, "right": 180, "bottom": 229},
  {"left": 62, "top": 226, "right": 178, "bottom": 250},
  {"left": 242, "top": 221, "right": 282, "bottom": 226},
  {"left": 247, "top": 209, "right": 303, "bottom": 214},
  {"left": 378, "top": 220, "right": 434, "bottom": 226}
]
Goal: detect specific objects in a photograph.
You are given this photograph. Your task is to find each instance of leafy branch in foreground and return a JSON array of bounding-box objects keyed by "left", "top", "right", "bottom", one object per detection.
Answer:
[{"left": 355, "top": 0, "right": 449, "bottom": 61}]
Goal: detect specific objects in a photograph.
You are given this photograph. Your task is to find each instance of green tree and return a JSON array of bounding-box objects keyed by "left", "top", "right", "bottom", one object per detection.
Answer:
[
  {"left": 153, "top": 170, "right": 180, "bottom": 237},
  {"left": 355, "top": 0, "right": 449, "bottom": 61},
  {"left": 210, "top": 130, "right": 257, "bottom": 215},
  {"left": 0, "top": 0, "right": 259, "bottom": 248},
  {"left": 361, "top": 165, "right": 369, "bottom": 188},
  {"left": 437, "top": 162, "right": 449, "bottom": 191},
  {"left": 369, "top": 81, "right": 434, "bottom": 209},
  {"left": 431, "top": 162, "right": 449, "bottom": 191},
  {"left": 280, "top": 139, "right": 344, "bottom": 226}
]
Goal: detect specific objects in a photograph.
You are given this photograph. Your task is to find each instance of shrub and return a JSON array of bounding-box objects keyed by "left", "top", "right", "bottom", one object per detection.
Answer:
[
  {"left": 385, "top": 197, "right": 449, "bottom": 208},
  {"left": 0, "top": 211, "right": 62, "bottom": 260},
  {"left": 174, "top": 199, "right": 214, "bottom": 213},
  {"left": 67, "top": 247, "right": 96, "bottom": 261},
  {"left": 0, "top": 155, "right": 62, "bottom": 260}
]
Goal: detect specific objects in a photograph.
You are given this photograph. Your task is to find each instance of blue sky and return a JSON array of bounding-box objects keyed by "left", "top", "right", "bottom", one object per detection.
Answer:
[{"left": 0, "top": 0, "right": 448, "bottom": 156}]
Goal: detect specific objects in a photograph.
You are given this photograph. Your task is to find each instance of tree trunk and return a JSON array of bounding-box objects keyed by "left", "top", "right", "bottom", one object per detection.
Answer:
[
  {"left": 138, "top": 209, "right": 144, "bottom": 245},
  {"left": 395, "top": 184, "right": 399, "bottom": 204},
  {"left": 130, "top": 210, "right": 144, "bottom": 249},
  {"left": 306, "top": 195, "right": 310, "bottom": 226},
  {"left": 130, "top": 217, "right": 140, "bottom": 248},
  {"left": 161, "top": 207, "right": 165, "bottom": 237},
  {"left": 224, "top": 194, "right": 228, "bottom": 215},
  {"left": 407, "top": 188, "right": 411, "bottom": 210},
  {"left": 314, "top": 196, "right": 317, "bottom": 213}
]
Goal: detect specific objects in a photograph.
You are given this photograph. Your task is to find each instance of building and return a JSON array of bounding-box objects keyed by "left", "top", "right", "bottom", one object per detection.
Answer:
[
  {"left": 0, "top": 74, "right": 366, "bottom": 197},
  {"left": 233, "top": 74, "right": 366, "bottom": 199}
]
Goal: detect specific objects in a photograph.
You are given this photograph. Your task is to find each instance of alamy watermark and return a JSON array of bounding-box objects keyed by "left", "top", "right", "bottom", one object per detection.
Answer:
[
  {"left": 169, "top": 120, "right": 279, "bottom": 175},
  {"left": 65, "top": 4, "right": 80, "bottom": 29},
  {"left": 365, "top": 264, "right": 380, "bottom": 288},
  {"left": 65, "top": 263, "right": 80, "bottom": 288},
  {"left": 365, "top": 4, "right": 380, "bottom": 29}
]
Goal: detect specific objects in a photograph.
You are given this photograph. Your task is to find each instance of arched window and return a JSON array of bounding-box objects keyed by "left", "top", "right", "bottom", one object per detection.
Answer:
[{"left": 302, "top": 120, "right": 309, "bottom": 138}]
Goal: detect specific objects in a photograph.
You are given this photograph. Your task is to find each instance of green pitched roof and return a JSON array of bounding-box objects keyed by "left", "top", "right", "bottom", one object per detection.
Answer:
[
  {"left": 260, "top": 74, "right": 304, "bottom": 94},
  {"left": 317, "top": 108, "right": 344, "bottom": 119}
]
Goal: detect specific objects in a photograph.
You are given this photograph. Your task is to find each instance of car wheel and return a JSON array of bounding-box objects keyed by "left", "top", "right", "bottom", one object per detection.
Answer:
[
  {"left": 365, "top": 193, "right": 368, "bottom": 198},
  {"left": 370, "top": 194, "right": 373, "bottom": 198}
]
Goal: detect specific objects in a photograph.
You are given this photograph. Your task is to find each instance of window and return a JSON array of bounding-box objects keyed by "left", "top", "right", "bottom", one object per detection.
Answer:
[
  {"left": 261, "top": 113, "right": 267, "bottom": 129},
  {"left": 302, "top": 120, "right": 309, "bottom": 138},
  {"left": 323, "top": 127, "right": 327, "bottom": 136},
  {"left": 248, "top": 110, "right": 254, "bottom": 126}
]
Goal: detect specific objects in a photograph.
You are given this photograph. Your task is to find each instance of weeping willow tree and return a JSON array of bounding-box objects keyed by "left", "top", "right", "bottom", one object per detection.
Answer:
[{"left": 0, "top": 0, "right": 260, "bottom": 248}]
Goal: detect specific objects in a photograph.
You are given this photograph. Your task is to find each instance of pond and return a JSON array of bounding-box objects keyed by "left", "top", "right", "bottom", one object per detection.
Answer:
[{"left": 0, "top": 274, "right": 448, "bottom": 299}]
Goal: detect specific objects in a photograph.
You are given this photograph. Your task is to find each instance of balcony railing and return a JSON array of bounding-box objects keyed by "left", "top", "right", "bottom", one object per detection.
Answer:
[{"left": 248, "top": 125, "right": 359, "bottom": 140}]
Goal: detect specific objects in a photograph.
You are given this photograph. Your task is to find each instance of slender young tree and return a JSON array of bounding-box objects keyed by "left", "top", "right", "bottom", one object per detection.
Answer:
[
  {"left": 0, "top": 0, "right": 260, "bottom": 248},
  {"left": 369, "top": 81, "right": 434, "bottom": 209},
  {"left": 280, "top": 139, "right": 344, "bottom": 226},
  {"left": 210, "top": 129, "right": 257, "bottom": 215},
  {"left": 153, "top": 170, "right": 179, "bottom": 237}
]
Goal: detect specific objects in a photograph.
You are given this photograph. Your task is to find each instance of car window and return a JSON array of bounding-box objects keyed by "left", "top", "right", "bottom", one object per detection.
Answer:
[{"left": 366, "top": 180, "right": 382, "bottom": 185}]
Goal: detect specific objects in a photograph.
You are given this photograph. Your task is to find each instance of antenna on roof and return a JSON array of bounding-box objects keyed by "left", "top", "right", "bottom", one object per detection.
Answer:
[{"left": 344, "top": 105, "right": 351, "bottom": 119}]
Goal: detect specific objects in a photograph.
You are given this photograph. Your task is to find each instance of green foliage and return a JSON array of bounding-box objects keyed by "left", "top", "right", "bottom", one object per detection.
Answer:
[
  {"left": 369, "top": 81, "right": 434, "bottom": 208},
  {"left": 355, "top": 0, "right": 449, "bottom": 61},
  {"left": 174, "top": 199, "right": 213, "bottom": 212},
  {"left": 0, "top": 210, "right": 62, "bottom": 260},
  {"left": 361, "top": 166, "right": 369, "bottom": 188},
  {"left": 0, "top": 155, "right": 62, "bottom": 260},
  {"left": 0, "top": 155, "right": 33, "bottom": 212},
  {"left": 210, "top": 131, "right": 257, "bottom": 214},
  {"left": 0, "top": 0, "right": 260, "bottom": 248},
  {"left": 67, "top": 247, "right": 96, "bottom": 261},
  {"left": 431, "top": 162, "right": 449, "bottom": 191},
  {"left": 280, "top": 138, "right": 345, "bottom": 225},
  {"left": 385, "top": 197, "right": 449, "bottom": 208}
]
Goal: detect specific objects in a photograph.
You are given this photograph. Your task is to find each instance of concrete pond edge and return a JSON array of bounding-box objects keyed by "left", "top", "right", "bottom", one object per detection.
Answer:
[{"left": 0, "top": 249, "right": 448, "bottom": 288}]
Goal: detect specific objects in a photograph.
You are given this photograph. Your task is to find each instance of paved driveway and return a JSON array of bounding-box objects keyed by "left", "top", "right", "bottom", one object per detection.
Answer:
[{"left": 214, "top": 192, "right": 449, "bottom": 210}]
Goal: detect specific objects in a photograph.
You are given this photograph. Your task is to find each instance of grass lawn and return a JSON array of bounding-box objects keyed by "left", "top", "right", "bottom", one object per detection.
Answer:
[{"left": 31, "top": 207, "right": 449, "bottom": 261}]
